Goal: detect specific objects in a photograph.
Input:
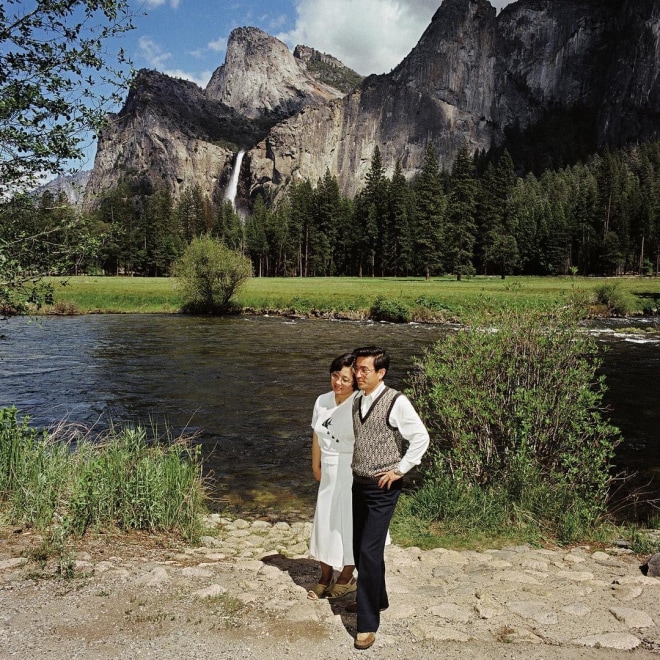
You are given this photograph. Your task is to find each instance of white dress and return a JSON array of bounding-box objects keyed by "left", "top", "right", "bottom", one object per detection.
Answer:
[{"left": 309, "top": 390, "right": 357, "bottom": 568}]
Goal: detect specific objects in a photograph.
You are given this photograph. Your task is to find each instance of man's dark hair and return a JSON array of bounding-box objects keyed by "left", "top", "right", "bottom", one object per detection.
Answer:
[{"left": 353, "top": 346, "right": 390, "bottom": 373}]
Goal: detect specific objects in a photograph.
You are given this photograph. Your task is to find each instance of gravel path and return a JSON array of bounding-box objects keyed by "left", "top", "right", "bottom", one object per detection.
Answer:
[{"left": 0, "top": 517, "right": 658, "bottom": 658}]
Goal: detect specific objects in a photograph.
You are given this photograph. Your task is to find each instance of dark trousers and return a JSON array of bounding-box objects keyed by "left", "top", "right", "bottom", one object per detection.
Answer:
[{"left": 352, "top": 478, "right": 402, "bottom": 633}]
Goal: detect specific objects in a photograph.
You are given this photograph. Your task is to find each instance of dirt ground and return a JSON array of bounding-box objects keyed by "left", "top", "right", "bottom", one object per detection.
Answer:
[{"left": 1, "top": 525, "right": 658, "bottom": 659}]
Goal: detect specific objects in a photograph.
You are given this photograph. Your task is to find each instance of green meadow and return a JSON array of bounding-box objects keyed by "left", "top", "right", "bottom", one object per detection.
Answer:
[{"left": 48, "top": 274, "right": 660, "bottom": 319}]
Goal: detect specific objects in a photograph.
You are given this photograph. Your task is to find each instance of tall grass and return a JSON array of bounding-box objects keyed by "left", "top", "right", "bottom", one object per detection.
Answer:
[{"left": 0, "top": 407, "right": 207, "bottom": 541}]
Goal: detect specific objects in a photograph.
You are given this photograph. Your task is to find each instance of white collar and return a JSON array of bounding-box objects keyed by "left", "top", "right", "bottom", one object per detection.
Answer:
[{"left": 361, "top": 381, "right": 386, "bottom": 402}]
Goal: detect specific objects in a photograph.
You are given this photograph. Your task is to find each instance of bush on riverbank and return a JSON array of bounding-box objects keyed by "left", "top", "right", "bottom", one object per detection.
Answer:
[
  {"left": 174, "top": 236, "right": 252, "bottom": 313},
  {"left": 0, "top": 407, "right": 207, "bottom": 542},
  {"left": 404, "top": 305, "right": 622, "bottom": 544}
]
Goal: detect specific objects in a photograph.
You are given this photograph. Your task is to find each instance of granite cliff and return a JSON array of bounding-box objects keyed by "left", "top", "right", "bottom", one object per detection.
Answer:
[
  {"left": 85, "top": 27, "right": 356, "bottom": 207},
  {"left": 86, "top": 0, "right": 660, "bottom": 207}
]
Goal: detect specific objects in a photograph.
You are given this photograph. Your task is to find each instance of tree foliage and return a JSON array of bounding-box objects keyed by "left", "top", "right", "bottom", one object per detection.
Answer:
[
  {"left": 0, "top": 191, "right": 99, "bottom": 313},
  {"left": 5, "top": 139, "right": 660, "bottom": 285},
  {"left": 174, "top": 235, "right": 252, "bottom": 313},
  {"left": 0, "top": 0, "right": 134, "bottom": 194}
]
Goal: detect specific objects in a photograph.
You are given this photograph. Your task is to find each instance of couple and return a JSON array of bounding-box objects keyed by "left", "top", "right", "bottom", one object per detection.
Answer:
[{"left": 308, "top": 346, "right": 429, "bottom": 650}]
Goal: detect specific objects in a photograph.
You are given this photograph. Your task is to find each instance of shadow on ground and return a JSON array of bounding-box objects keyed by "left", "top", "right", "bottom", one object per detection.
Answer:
[{"left": 261, "top": 553, "right": 358, "bottom": 635}]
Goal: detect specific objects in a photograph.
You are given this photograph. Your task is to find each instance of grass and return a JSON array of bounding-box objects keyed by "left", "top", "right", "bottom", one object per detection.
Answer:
[
  {"left": 49, "top": 276, "right": 183, "bottom": 313},
  {"left": 0, "top": 407, "right": 207, "bottom": 544},
  {"left": 46, "top": 274, "right": 660, "bottom": 319},
  {"left": 391, "top": 492, "right": 660, "bottom": 554}
]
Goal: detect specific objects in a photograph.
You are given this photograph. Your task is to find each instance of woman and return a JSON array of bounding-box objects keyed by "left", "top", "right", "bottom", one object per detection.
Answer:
[{"left": 307, "top": 353, "right": 358, "bottom": 600}]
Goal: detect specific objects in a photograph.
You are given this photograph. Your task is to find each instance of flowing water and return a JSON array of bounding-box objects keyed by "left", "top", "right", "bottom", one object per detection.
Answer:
[
  {"left": 0, "top": 314, "right": 657, "bottom": 521},
  {"left": 223, "top": 149, "right": 245, "bottom": 207}
]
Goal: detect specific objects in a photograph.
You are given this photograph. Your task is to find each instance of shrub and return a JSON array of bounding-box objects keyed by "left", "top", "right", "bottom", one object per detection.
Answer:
[
  {"left": 174, "top": 235, "right": 252, "bottom": 313},
  {"left": 595, "top": 282, "right": 638, "bottom": 316},
  {"left": 406, "top": 305, "right": 621, "bottom": 541},
  {"left": 414, "top": 295, "right": 451, "bottom": 313},
  {"left": 370, "top": 296, "right": 411, "bottom": 323}
]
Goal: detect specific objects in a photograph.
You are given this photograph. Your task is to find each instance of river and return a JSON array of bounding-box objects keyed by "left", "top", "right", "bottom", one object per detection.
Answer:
[{"left": 0, "top": 314, "right": 657, "bottom": 521}]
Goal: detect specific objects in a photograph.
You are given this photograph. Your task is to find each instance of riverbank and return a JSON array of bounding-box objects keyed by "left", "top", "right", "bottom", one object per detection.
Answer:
[
  {"left": 1, "top": 517, "right": 659, "bottom": 658},
  {"left": 45, "top": 275, "right": 660, "bottom": 320}
]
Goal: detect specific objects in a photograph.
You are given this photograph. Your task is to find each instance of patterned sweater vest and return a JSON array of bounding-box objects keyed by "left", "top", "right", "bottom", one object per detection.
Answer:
[{"left": 351, "top": 387, "right": 404, "bottom": 478}]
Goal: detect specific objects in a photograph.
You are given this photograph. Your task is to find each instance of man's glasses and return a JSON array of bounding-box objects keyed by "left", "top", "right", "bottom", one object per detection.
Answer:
[{"left": 355, "top": 367, "right": 375, "bottom": 376}]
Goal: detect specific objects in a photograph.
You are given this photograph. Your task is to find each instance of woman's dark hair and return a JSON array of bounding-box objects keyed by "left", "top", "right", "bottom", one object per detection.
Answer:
[
  {"left": 330, "top": 352, "right": 356, "bottom": 373},
  {"left": 330, "top": 352, "right": 358, "bottom": 390}
]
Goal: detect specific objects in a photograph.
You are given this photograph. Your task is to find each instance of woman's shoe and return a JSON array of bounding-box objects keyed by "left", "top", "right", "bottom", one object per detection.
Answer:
[
  {"left": 326, "top": 577, "right": 357, "bottom": 599},
  {"left": 307, "top": 582, "right": 331, "bottom": 600}
]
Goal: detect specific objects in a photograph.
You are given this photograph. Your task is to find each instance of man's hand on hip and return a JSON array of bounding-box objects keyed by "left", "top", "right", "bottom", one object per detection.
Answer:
[{"left": 375, "top": 469, "right": 403, "bottom": 490}]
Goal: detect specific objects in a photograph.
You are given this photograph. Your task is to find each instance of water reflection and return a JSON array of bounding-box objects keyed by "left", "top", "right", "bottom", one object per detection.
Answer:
[{"left": 0, "top": 314, "right": 657, "bottom": 521}]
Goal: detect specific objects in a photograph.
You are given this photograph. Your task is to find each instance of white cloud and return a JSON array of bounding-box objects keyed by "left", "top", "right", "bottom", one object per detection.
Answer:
[
  {"left": 139, "top": 37, "right": 211, "bottom": 88},
  {"left": 139, "top": 36, "right": 172, "bottom": 69},
  {"left": 162, "top": 69, "right": 214, "bottom": 88},
  {"left": 208, "top": 36, "right": 228, "bottom": 53},
  {"left": 279, "top": 0, "right": 516, "bottom": 75},
  {"left": 279, "top": 0, "right": 438, "bottom": 75},
  {"left": 144, "top": 0, "right": 180, "bottom": 7}
]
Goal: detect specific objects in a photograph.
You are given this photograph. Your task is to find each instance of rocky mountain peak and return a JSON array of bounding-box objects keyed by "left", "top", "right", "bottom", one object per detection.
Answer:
[
  {"left": 293, "top": 45, "right": 364, "bottom": 94},
  {"left": 205, "top": 26, "right": 345, "bottom": 120}
]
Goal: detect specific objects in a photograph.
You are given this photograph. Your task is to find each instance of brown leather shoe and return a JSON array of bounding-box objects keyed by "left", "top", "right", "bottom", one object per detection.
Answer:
[{"left": 355, "top": 632, "right": 376, "bottom": 650}]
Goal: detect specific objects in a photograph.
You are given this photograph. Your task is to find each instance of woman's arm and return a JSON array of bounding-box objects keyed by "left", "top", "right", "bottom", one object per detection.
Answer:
[{"left": 312, "top": 432, "right": 322, "bottom": 482}]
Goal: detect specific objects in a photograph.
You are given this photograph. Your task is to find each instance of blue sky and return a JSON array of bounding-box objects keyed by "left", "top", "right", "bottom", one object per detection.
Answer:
[{"left": 127, "top": 0, "right": 515, "bottom": 86}]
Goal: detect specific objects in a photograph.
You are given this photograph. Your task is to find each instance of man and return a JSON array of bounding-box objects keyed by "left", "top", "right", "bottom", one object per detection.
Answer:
[{"left": 349, "top": 345, "right": 429, "bottom": 650}]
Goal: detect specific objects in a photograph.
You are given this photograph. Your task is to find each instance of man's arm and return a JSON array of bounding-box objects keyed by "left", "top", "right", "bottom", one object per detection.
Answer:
[
  {"left": 375, "top": 395, "right": 429, "bottom": 489},
  {"left": 390, "top": 395, "right": 430, "bottom": 474}
]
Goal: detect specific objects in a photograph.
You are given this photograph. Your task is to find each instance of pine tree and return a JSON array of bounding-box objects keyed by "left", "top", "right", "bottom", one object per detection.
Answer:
[
  {"left": 386, "top": 160, "right": 414, "bottom": 275},
  {"left": 413, "top": 144, "right": 445, "bottom": 280},
  {"left": 245, "top": 195, "right": 269, "bottom": 277},
  {"left": 214, "top": 201, "right": 244, "bottom": 252},
  {"left": 359, "top": 146, "right": 388, "bottom": 276},
  {"left": 446, "top": 146, "right": 477, "bottom": 280},
  {"left": 478, "top": 151, "right": 519, "bottom": 277}
]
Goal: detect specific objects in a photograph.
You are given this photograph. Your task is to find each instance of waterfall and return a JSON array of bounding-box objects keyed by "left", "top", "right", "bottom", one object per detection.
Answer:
[{"left": 223, "top": 149, "right": 245, "bottom": 208}]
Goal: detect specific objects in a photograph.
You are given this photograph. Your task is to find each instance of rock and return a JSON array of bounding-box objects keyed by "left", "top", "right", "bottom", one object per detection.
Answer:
[
  {"left": 192, "top": 583, "right": 227, "bottom": 599},
  {"left": 0, "top": 558, "right": 28, "bottom": 571},
  {"left": 2, "top": 511, "right": 659, "bottom": 657},
  {"left": 206, "top": 27, "right": 344, "bottom": 121},
  {"left": 428, "top": 603, "right": 473, "bottom": 623},
  {"left": 199, "top": 535, "right": 222, "bottom": 548},
  {"left": 134, "top": 566, "right": 170, "bottom": 587},
  {"left": 507, "top": 600, "right": 558, "bottom": 625},
  {"left": 412, "top": 622, "right": 471, "bottom": 643},
  {"left": 555, "top": 570, "right": 594, "bottom": 582},
  {"left": 561, "top": 602, "right": 590, "bottom": 617},
  {"left": 639, "top": 552, "right": 660, "bottom": 577},
  {"left": 609, "top": 606, "right": 655, "bottom": 628},
  {"left": 611, "top": 584, "right": 643, "bottom": 601},
  {"left": 86, "top": 0, "right": 660, "bottom": 210},
  {"left": 180, "top": 567, "right": 214, "bottom": 579},
  {"left": 573, "top": 632, "right": 642, "bottom": 650}
]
